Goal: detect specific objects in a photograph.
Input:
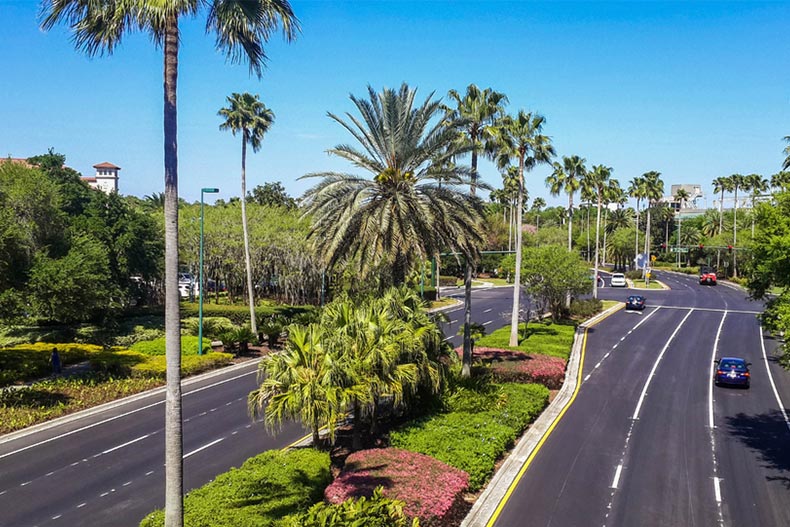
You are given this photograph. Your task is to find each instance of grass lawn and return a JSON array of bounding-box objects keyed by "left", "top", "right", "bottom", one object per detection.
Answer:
[
  {"left": 429, "top": 297, "right": 460, "bottom": 310},
  {"left": 628, "top": 280, "right": 665, "bottom": 290},
  {"left": 481, "top": 277, "right": 510, "bottom": 286},
  {"left": 601, "top": 300, "right": 621, "bottom": 311},
  {"left": 474, "top": 321, "right": 576, "bottom": 360}
]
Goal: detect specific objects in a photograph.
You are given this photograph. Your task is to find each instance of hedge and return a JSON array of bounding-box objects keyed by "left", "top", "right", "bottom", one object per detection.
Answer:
[
  {"left": 391, "top": 383, "right": 549, "bottom": 491},
  {"left": 130, "top": 352, "right": 233, "bottom": 378},
  {"left": 324, "top": 448, "right": 467, "bottom": 527},
  {"left": 139, "top": 448, "right": 331, "bottom": 527},
  {"left": 130, "top": 336, "right": 211, "bottom": 356},
  {"left": 0, "top": 343, "right": 105, "bottom": 387}
]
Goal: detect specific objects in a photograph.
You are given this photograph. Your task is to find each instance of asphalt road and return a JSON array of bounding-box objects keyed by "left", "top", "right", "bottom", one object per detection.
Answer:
[{"left": 492, "top": 271, "right": 790, "bottom": 527}]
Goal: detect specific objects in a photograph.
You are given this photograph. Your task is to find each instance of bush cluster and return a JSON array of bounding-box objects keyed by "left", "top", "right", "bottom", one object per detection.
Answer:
[
  {"left": 324, "top": 448, "right": 468, "bottom": 527},
  {"left": 569, "top": 298, "right": 603, "bottom": 319},
  {"left": 140, "top": 449, "right": 331, "bottom": 527},
  {"left": 285, "top": 487, "right": 418, "bottom": 527},
  {"left": 470, "top": 348, "right": 567, "bottom": 389},
  {"left": 129, "top": 336, "right": 211, "bottom": 356},
  {"left": 390, "top": 382, "right": 549, "bottom": 491},
  {"left": 0, "top": 343, "right": 103, "bottom": 386}
]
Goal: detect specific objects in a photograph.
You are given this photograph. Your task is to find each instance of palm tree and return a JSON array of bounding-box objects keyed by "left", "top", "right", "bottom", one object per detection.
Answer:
[
  {"left": 601, "top": 179, "right": 624, "bottom": 264},
  {"left": 727, "top": 173, "right": 746, "bottom": 277},
  {"left": 712, "top": 176, "right": 732, "bottom": 236},
  {"left": 496, "top": 111, "right": 555, "bottom": 347},
  {"left": 783, "top": 135, "right": 790, "bottom": 170},
  {"left": 532, "top": 197, "right": 546, "bottom": 230},
  {"left": 301, "top": 85, "right": 484, "bottom": 379},
  {"left": 745, "top": 173, "right": 769, "bottom": 237},
  {"left": 218, "top": 92, "right": 275, "bottom": 337},
  {"left": 41, "top": 4, "right": 299, "bottom": 525},
  {"left": 641, "top": 171, "right": 664, "bottom": 276},
  {"left": 546, "top": 155, "right": 586, "bottom": 253},
  {"left": 628, "top": 176, "right": 646, "bottom": 270},
  {"left": 674, "top": 188, "right": 690, "bottom": 209},
  {"left": 583, "top": 165, "right": 612, "bottom": 298},
  {"left": 771, "top": 171, "right": 790, "bottom": 193},
  {"left": 444, "top": 85, "right": 508, "bottom": 377}
]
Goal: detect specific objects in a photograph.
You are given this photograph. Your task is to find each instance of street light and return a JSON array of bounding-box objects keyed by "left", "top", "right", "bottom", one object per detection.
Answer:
[{"left": 199, "top": 187, "right": 220, "bottom": 355}]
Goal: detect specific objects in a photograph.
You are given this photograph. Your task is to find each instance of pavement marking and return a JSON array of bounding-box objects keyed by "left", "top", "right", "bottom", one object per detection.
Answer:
[
  {"left": 660, "top": 305, "right": 759, "bottom": 315},
  {"left": 145, "top": 471, "right": 154, "bottom": 476},
  {"left": 225, "top": 402, "right": 232, "bottom": 406},
  {"left": 45, "top": 472, "right": 54, "bottom": 477},
  {"left": 70, "top": 461, "right": 79, "bottom": 467},
  {"left": 759, "top": 325, "right": 790, "bottom": 433},
  {"left": 444, "top": 336, "right": 454, "bottom": 341},
  {"left": 483, "top": 308, "right": 492, "bottom": 313},
  {"left": 101, "top": 433, "right": 152, "bottom": 455},
  {"left": 709, "top": 313, "right": 727, "bottom": 429},
  {"left": 483, "top": 320, "right": 493, "bottom": 326},
  {"left": 20, "top": 481, "right": 31, "bottom": 486},
  {"left": 450, "top": 319, "right": 458, "bottom": 324},
  {"left": 0, "top": 369, "right": 257, "bottom": 460},
  {"left": 714, "top": 477, "right": 722, "bottom": 503},
  {"left": 122, "top": 481, "right": 132, "bottom": 487},
  {"left": 707, "top": 312, "right": 727, "bottom": 526},
  {"left": 76, "top": 503, "right": 86, "bottom": 509},
  {"left": 183, "top": 437, "right": 225, "bottom": 459},
  {"left": 631, "top": 309, "right": 693, "bottom": 420},
  {"left": 100, "top": 492, "right": 109, "bottom": 498},
  {"left": 0, "top": 490, "right": 6, "bottom": 496},
  {"left": 51, "top": 515, "right": 61, "bottom": 520},
  {"left": 611, "top": 464, "right": 623, "bottom": 489}
]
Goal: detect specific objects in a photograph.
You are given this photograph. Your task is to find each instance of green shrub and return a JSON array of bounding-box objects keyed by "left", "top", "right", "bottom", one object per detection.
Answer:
[
  {"left": 178, "top": 303, "right": 315, "bottom": 326},
  {"left": 140, "top": 448, "right": 331, "bottom": 527},
  {"left": 624, "top": 270, "right": 642, "bottom": 280},
  {"left": 130, "top": 352, "right": 232, "bottom": 379},
  {"left": 181, "top": 317, "right": 237, "bottom": 338},
  {"left": 284, "top": 487, "right": 419, "bottom": 527},
  {"left": 569, "top": 298, "right": 603, "bottom": 319},
  {"left": 129, "top": 336, "right": 211, "bottom": 356},
  {"left": 438, "top": 275, "right": 459, "bottom": 287}
]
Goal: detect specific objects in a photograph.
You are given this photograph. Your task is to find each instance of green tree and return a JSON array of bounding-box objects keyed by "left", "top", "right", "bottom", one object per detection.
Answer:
[
  {"left": 248, "top": 181, "right": 296, "bottom": 208},
  {"left": 496, "top": 111, "right": 555, "bottom": 346},
  {"left": 301, "top": 84, "right": 485, "bottom": 286},
  {"left": 532, "top": 196, "right": 546, "bottom": 230},
  {"left": 219, "top": 92, "right": 276, "bottom": 337},
  {"left": 41, "top": 3, "right": 299, "bottom": 524},
  {"left": 712, "top": 176, "right": 732, "bottom": 236},
  {"left": 443, "top": 84, "right": 508, "bottom": 377},
  {"left": 641, "top": 171, "right": 664, "bottom": 275},
  {"left": 727, "top": 173, "right": 746, "bottom": 277},
  {"left": 628, "top": 176, "right": 646, "bottom": 269},
  {"left": 745, "top": 174, "right": 769, "bottom": 237},
  {"left": 546, "top": 155, "right": 585, "bottom": 253},
  {"left": 771, "top": 171, "right": 790, "bottom": 193},
  {"left": 583, "top": 165, "right": 614, "bottom": 298}
]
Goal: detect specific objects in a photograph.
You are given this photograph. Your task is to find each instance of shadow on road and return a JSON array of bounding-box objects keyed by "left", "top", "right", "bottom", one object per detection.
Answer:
[{"left": 725, "top": 410, "right": 790, "bottom": 488}]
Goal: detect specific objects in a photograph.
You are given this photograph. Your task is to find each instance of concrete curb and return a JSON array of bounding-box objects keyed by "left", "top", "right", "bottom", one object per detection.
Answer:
[
  {"left": 460, "top": 302, "right": 625, "bottom": 527},
  {"left": 0, "top": 357, "right": 261, "bottom": 446}
]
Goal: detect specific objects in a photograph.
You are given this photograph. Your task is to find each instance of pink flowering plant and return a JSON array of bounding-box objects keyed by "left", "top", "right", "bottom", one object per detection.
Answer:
[
  {"left": 455, "top": 346, "right": 567, "bottom": 389},
  {"left": 325, "top": 448, "right": 469, "bottom": 527}
]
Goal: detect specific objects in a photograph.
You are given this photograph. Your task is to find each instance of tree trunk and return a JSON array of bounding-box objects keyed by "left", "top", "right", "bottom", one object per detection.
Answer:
[
  {"left": 509, "top": 155, "right": 525, "bottom": 348},
  {"left": 733, "top": 186, "right": 738, "bottom": 278},
  {"left": 352, "top": 400, "right": 362, "bottom": 451},
  {"left": 163, "top": 15, "right": 183, "bottom": 527},
  {"left": 240, "top": 136, "right": 258, "bottom": 336},
  {"left": 593, "top": 193, "right": 602, "bottom": 299},
  {"left": 643, "top": 206, "right": 652, "bottom": 278},
  {"left": 461, "top": 260, "right": 473, "bottom": 377},
  {"left": 566, "top": 194, "right": 573, "bottom": 308},
  {"left": 602, "top": 208, "right": 609, "bottom": 266},
  {"left": 634, "top": 200, "right": 640, "bottom": 271}
]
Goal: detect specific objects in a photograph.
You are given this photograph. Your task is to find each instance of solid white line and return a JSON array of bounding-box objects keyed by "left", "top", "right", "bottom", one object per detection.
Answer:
[
  {"left": 183, "top": 437, "right": 225, "bottom": 459},
  {"left": 759, "top": 325, "right": 790, "bottom": 433},
  {"left": 632, "top": 309, "right": 694, "bottom": 420},
  {"left": 483, "top": 320, "right": 493, "bottom": 326},
  {"left": 714, "top": 477, "right": 722, "bottom": 502},
  {"left": 0, "top": 370, "right": 256, "bottom": 460},
  {"left": 101, "top": 434, "right": 151, "bottom": 455},
  {"left": 709, "top": 312, "right": 727, "bottom": 429},
  {"left": 611, "top": 464, "right": 623, "bottom": 489}
]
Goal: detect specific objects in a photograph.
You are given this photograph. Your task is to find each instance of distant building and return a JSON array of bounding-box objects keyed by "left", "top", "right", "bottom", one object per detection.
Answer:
[{"left": 82, "top": 162, "right": 120, "bottom": 194}]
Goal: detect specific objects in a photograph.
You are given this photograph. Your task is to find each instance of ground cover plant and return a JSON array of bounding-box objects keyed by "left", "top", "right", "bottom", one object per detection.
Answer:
[
  {"left": 473, "top": 321, "right": 576, "bottom": 360},
  {"left": 0, "top": 342, "right": 106, "bottom": 386},
  {"left": 390, "top": 382, "right": 549, "bottom": 491},
  {"left": 466, "top": 348, "right": 567, "bottom": 388},
  {"left": 139, "top": 448, "right": 331, "bottom": 527},
  {"left": 286, "top": 487, "right": 419, "bottom": 527},
  {"left": 324, "top": 448, "right": 468, "bottom": 527}
]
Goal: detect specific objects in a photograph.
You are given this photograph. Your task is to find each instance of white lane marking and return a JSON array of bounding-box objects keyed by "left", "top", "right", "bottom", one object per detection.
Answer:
[
  {"left": 709, "top": 313, "right": 727, "bottom": 429},
  {"left": 760, "top": 325, "right": 790, "bottom": 433},
  {"left": 122, "top": 481, "right": 132, "bottom": 487},
  {"left": 100, "top": 492, "right": 109, "bottom": 498},
  {"left": 101, "top": 433, "right": 152, "bottom": 455},
  {"left": 611, "top": 464, "right": 623, "bottom": 488},
  {"left": 0, "top": 369, "right": 256, "bottom": 460},
  {"left": 225, "top": 402, "right": 232, "bottom": 406},
  {"left": 183, "top": 437, "right": 225, "bottom": 459},
  {"left": 145, "top": 471, "right": 154, "bottom": 477},
  {"left": 70, "top": 461, "right": 79, "bottom": 466},
  {"left": 612, "top": 344, "right": 618, "bottom": 349},
  {"left": 209, "top": 408, "right": 217, "bottom": 412},
  {"left": 483, "top": 308, "right": 492, "bottom": 313},
  {"left": 483, "top": 320, "right": 493, "bottom": 326},
  {"left": 0, "top": 490, "right": 6, "bottom": 496},
  {"left": 714, "top": 477, "right": 722, "bottom": 503},
  {"left": 199, "top": 412, "right": 207, "bottom": 416},
  {"left": 231, "top": 430, "right": 238, "bottom": 435},
  {"left": 584, "top": 374, "right": 591, "bottom": 382},
  {"left": 444, "top": 336, "right": 454, "bottom": 341},
  {"left": 51, "top": 515, "right": 61, "bottom": 520},
  {"left": 76, "top": 502, "right": 86, "bottom": 508},
  {"left": 450, "top": 320, "right": 458, "bottom": 324},
  {"left": 45, "top": 472, "right": 54, "bottom": 477},
  {"left": 632, "top": 309, "right": 694, "bottom": 420},
  {"left": 620, "top": 337, "right": 626, "bottom": 341},
  {"left": 20, "top": 481, "right": 31, "bottom": 486}
]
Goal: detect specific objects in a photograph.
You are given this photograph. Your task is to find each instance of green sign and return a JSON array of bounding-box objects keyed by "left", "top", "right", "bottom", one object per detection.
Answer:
[{"left": 671, "top": 247, "right": 689, "bottom": 253}]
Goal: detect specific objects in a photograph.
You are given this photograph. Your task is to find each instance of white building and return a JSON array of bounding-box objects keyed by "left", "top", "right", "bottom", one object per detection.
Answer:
[{"left": 83, "top": 162, "right": 120, "bottom": 194}]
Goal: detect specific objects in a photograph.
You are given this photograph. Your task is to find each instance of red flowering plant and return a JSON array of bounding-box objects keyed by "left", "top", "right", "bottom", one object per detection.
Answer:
[
  {"left": 455, "top": 346, "right": 567, "bottom": 389},
  {"left": 325, "top": 448, "right": 469, "bottom": 527}
]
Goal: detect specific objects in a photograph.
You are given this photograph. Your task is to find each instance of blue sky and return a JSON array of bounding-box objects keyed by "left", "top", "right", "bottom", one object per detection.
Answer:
[{"left": 2, "top": 1, "right": 789, "bottom": 206}]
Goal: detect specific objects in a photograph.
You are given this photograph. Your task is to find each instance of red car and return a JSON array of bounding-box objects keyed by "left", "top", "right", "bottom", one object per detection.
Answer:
[{"left": 700, "top": 270, "right": 717, "bottom": 285}]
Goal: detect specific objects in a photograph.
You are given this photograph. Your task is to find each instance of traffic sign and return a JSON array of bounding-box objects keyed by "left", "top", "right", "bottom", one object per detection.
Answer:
[
  {"left": 671, "top": 247, "right": 689, "bottom": 253},
  {"left": 651, "top": 255, "right": 656, "bottom": 262}
]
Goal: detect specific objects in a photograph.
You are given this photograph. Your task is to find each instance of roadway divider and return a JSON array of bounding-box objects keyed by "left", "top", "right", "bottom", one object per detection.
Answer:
[{"left": 461, "top": 301, "right": 625, "bottom": 527}]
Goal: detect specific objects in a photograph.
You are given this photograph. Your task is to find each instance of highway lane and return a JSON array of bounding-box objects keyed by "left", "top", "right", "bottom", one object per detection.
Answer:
[
  {"left": 492, "top": 271, "right": 790, "bottom": 527},
  {"left": 0, "top": 362, "right": 307, "bottom": 527}
]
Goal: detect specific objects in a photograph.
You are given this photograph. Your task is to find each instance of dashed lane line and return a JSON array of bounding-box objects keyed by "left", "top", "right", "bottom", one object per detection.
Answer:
[{"left": 707, "top": 311, "right": 727, "bottom": 526}]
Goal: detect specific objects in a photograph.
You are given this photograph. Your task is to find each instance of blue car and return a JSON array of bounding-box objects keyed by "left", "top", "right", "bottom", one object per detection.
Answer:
[{"left": 714, "top": 357, "right": 751, "bottom": 388}]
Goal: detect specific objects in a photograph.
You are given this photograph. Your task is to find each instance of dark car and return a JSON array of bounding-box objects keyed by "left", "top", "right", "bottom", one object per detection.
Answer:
[
  {"left": 714, "top": 357, "right": 751, "bottom": 388},
  {"left": 625, "top": 295, "right": 646, "bottom": 310}
]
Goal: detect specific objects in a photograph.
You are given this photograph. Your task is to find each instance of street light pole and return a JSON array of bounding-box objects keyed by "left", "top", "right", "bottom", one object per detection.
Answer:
[
  {"left": 199, "top": 187, "right": 219, "bottom": 355},
  {"left": 676, "top": 212, "right": 681, "bottom": 268}
]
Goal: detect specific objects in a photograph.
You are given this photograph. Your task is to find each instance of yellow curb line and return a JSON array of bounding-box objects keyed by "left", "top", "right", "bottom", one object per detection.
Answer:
[{"left": 484, "top": 303, "right": 624, "bottom": 527}]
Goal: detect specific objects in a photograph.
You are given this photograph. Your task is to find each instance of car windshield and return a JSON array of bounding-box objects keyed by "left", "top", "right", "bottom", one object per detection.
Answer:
[
  {"left": 719, "top": 359, "right": 746, "bottom": 370},
  {"left": 613, "top": 274, "right": 624, "bottom": 279}
]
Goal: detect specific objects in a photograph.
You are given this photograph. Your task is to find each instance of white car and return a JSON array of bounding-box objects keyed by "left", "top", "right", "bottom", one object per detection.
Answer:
[{"left": 610, "top": 273, "right": 627, "bottom": 287}]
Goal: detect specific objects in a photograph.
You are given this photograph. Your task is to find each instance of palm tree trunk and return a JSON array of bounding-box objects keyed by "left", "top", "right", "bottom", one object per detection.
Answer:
[
  {"left": 719, "top": 188, "right": 724, "bottom": 234},
  {"left": 566, "top": 194, "right": 573, "bottom": 308},
  {"left": 634, "top": 200, "right": 640, "bottom": 271},
  {"left": 462, "top": 147, "right": 478, "bottom": 377},
  {"left": 643, "top": 207, "right": 652, "bottom": 278},
  {"left": 509, "top": 156, "right": 525, "bottom": 348},
  {"left": 240, "top": 136, "right": 257, "bottom": 336},
  {"left": 586, "top": 205, "right": 590, "bottom": 261},
  {"left": 733, "top": 186, "right": 738, "bottom": 278},
  {"left": 593, "top": 193, "right": 602, "bottom": 299},
  {"left": 163, "top": 15, "right": 184, "bottom": 527},
  {"left": 602, "top": 208, "right": 608, "bottom": 265}
]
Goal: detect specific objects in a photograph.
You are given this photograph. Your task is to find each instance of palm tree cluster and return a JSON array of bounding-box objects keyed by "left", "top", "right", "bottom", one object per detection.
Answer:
[{"left": 249, "top": 287, "right": 448, "bottom": 449}]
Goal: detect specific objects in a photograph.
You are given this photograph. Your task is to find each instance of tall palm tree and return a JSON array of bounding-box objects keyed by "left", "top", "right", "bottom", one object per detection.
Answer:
[
  {"left": 41, "top": 4, "right": 298, "bottom": 525},
  {"left": 641, "top": 171, "right": 664, "bottom": 276},
  {"left": 496, "top": 111, "right": 555, "bottom": 347},
  {"left": 745, "top": 173, "right": 768, "bottom": 237},
  {"left": 601, "top": 179, "right": 624, "bottom": 264},
  {"left": 712, "top": 176, "right": 732, "bottom": 236},
  {"left": 444, "top": 85, "right": 508, "bottom": 376},
  {"left": 771, "top": 171, "right": 790, "bottom": 193},
  {"left": 546, "top": 155, "right": 586, "bottom": 253},
  {"left": 628, "top": 176, "right": 646, "bottom": 270},
  {"left": 503, "top": 167, "right": 520, "bottom": 249},
  {"left": 218, "top": 92, "right": 275, "bottom": 337},
  {"left": 583, "top": 165, "right": 612, "bottom": 298},
  {"left": 782, "top": 135, "right": 790, "bottom": 171},
  {"left": 728, "top": 173, "right": 745, "bottom": 277},
  {"left": 532, "top": 196, "right": 546, "bottom": 230}
]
